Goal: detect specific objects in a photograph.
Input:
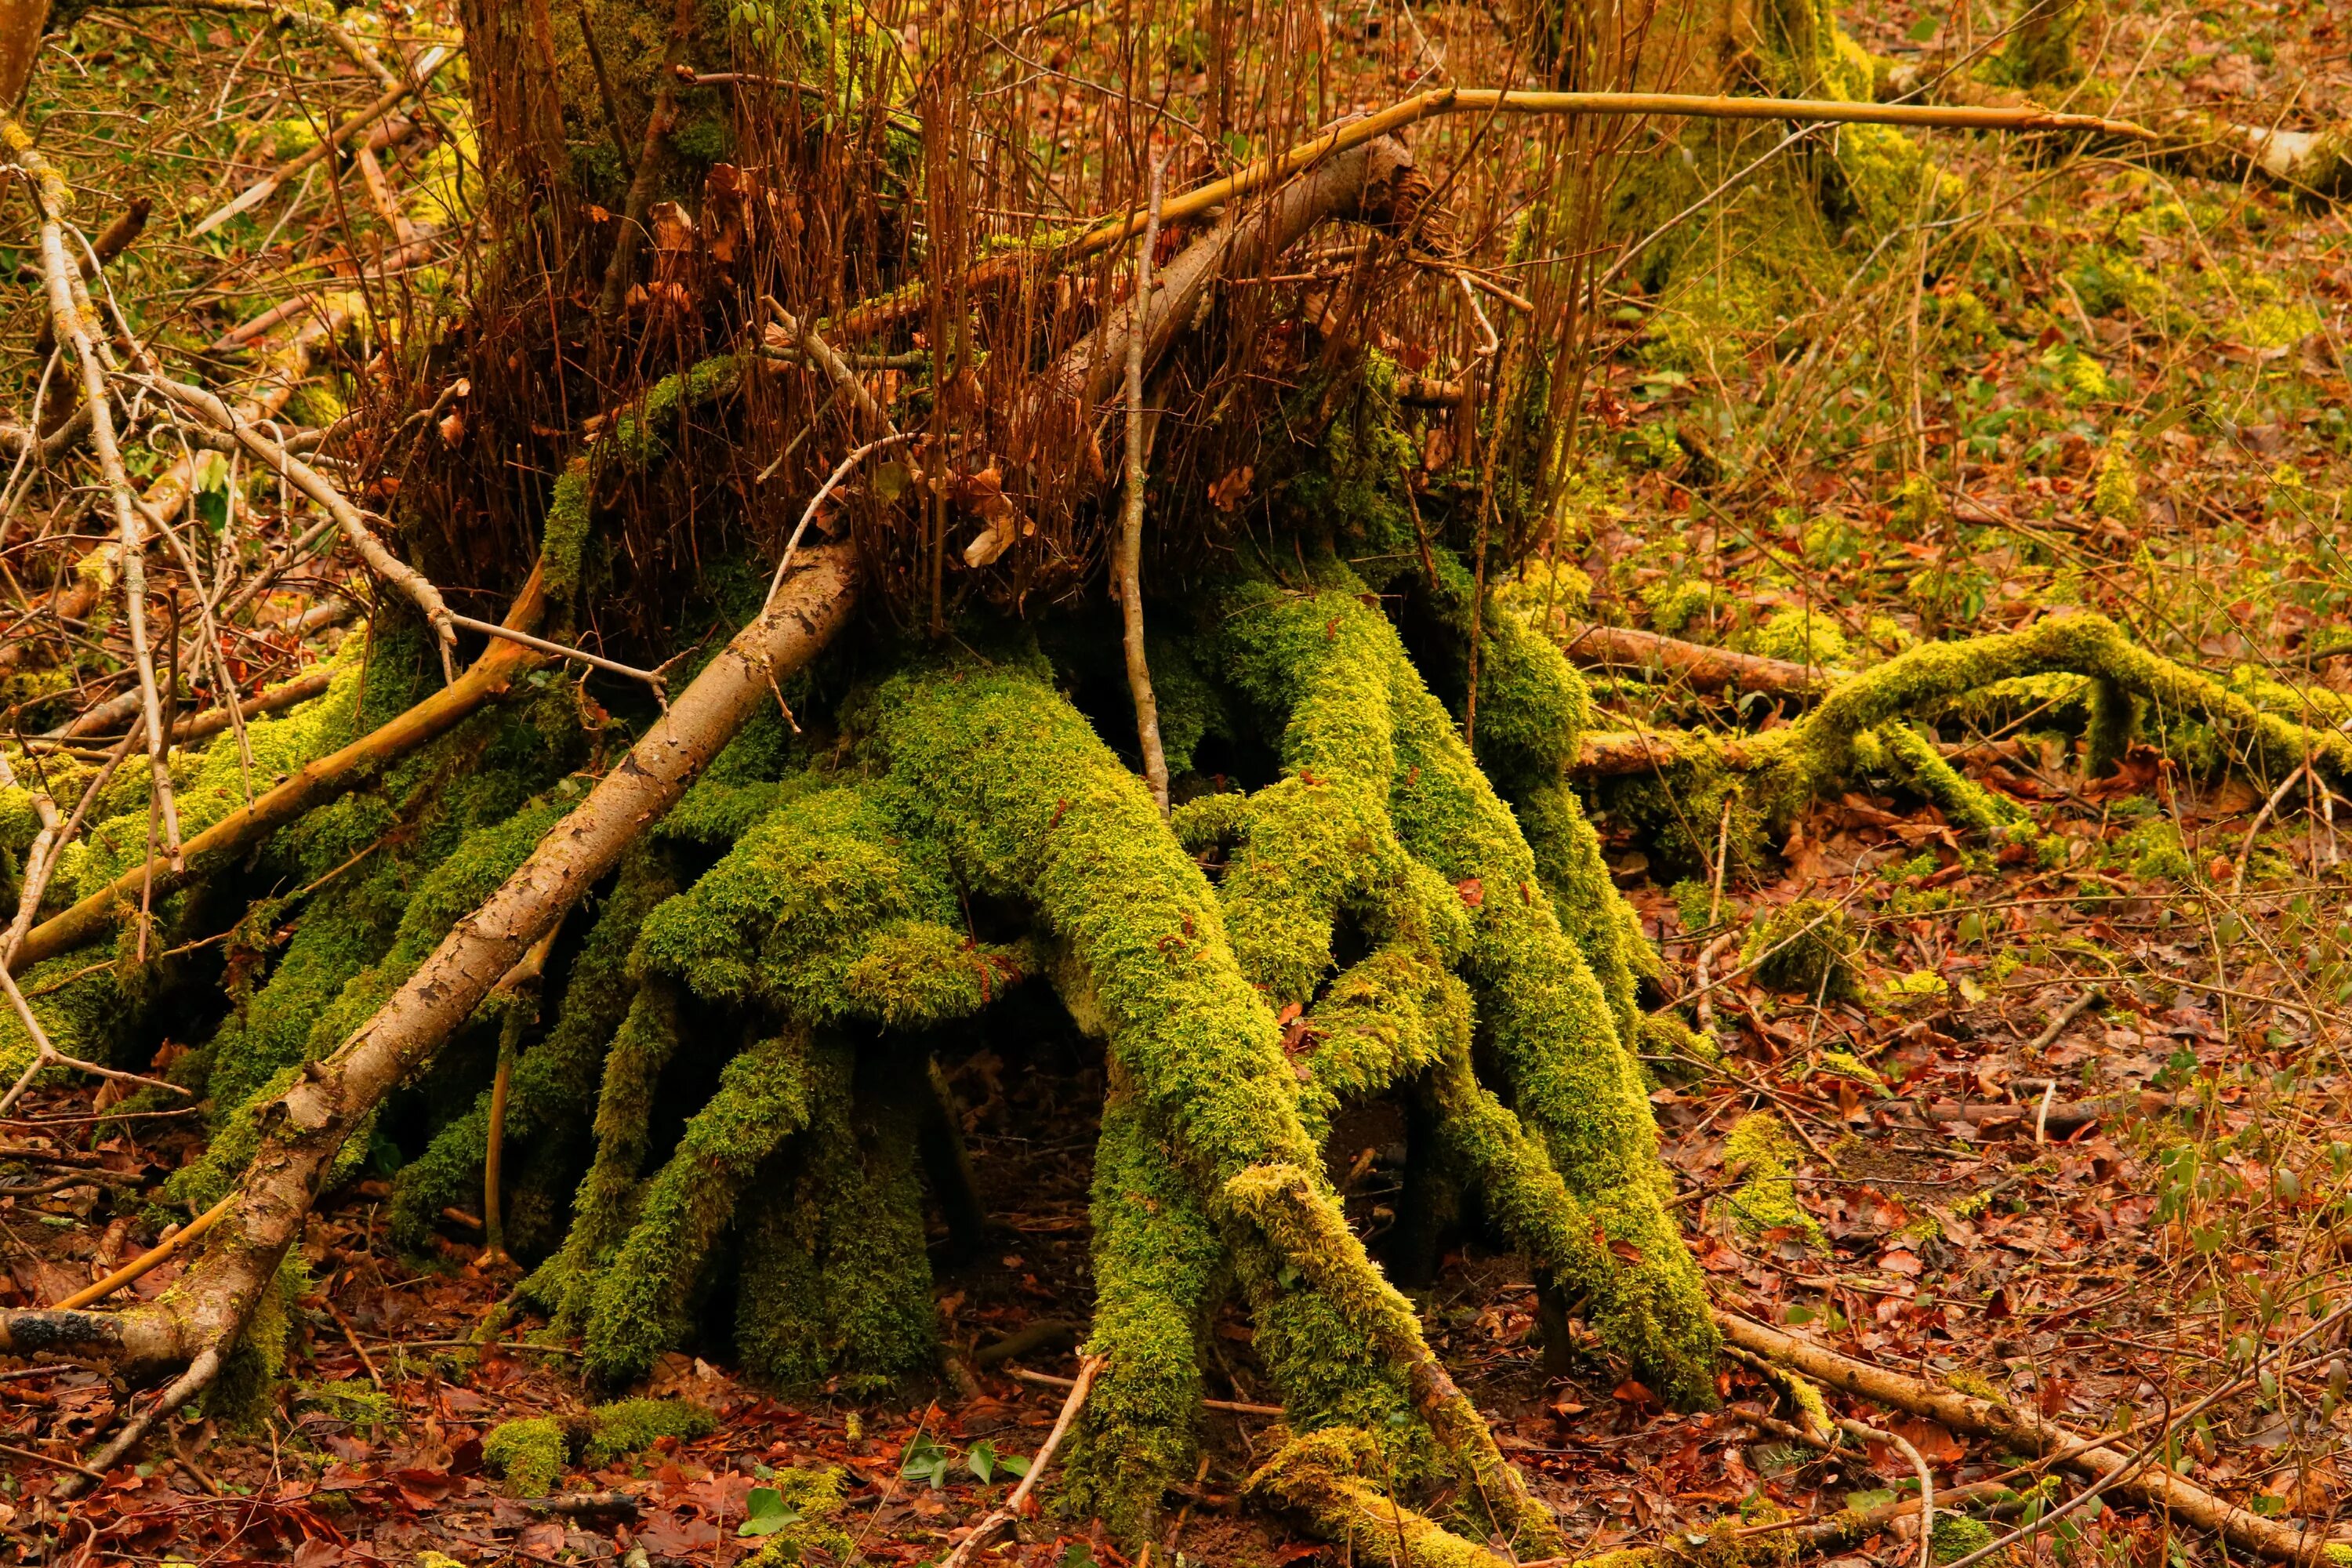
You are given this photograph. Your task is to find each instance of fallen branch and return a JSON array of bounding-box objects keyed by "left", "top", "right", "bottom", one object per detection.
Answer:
[
  {"left": 7, "top": 567, "right": 547, "bottom": 975},
  {"left": 939, "top": 1355, "right": 1104, "bottom": 1568},
  {"left": 55, "top": 1195, "right": 234, "bottom": 1311},
  {"left": 1558, "top": 622, "right": 1838, "bottom": 697},
  {"left": 188, "top": 44, "right": 452, "bottom": 238},
  {"left": 1717, "top": 1312, "right": 2349, "bottom": 1564},
  {"left": 838, "top": 87, "right": 2154, "bottom": 335},
  {"left": 45, "top": 663, "right": 338, "bottom": 747}
]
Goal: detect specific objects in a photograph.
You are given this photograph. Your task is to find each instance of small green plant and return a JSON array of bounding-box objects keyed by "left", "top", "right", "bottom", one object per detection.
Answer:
[
  {"left": 964, "top": 1439, "right": 1030, "bottom": 1484},
  {"left": 739, "top": 1486, "right": 803, "bottom": 1537},
  {"left": 898, "top": 1433, "right": 1030, "bottom": 1490},
  {"left": 900, "top": 1432, "right": 953, "bottom": 1489}
]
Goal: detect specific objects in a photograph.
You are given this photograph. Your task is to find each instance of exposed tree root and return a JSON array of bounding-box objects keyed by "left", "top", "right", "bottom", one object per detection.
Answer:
[
  {"left": 1558, "top": 612, "right": 2352, "bottom": 864},
  {"left": 0, "top": 545, "right": 857, "bottom": 1410}
]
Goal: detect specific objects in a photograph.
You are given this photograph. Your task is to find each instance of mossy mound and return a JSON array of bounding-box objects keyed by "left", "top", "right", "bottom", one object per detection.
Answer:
[
  {"left": 1744, "top": 899, "right": 1859, "bottom": 1001},
  {"left": 483, "top": 1398, "right": 718, "bottom": 1495}
]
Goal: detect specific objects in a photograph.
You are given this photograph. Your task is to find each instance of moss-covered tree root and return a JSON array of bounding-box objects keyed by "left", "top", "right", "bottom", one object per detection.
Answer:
[{"left": 1577, "top": 611, "right": 2352, "bottom": 864}]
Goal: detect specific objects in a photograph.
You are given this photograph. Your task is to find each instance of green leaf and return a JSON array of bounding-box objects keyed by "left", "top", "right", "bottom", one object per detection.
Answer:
[
  {"left": 738, "top": 1486, "right": 803, "bottom": 1537},
  {"left": 1906, "top": 14, "right": 1939, "bottom": 40},
  {"left": 967, "top": 1440, "right": 997, "bottom": 1483},
  {"left": 1846, "top": 1489, "right": 1897, "bottom": 1511},
  {"left": 997, "top": 1454, "right": 1030, "bottom": 1478},
  {"left": 902, "top": 1433, "right": 953, "bottom": 1489}
]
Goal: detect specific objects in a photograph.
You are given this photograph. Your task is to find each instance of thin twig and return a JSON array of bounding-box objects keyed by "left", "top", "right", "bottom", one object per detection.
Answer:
[
  {"left": 763, "top": 433, "right": 916, "bottom": 608},
  {"left": 142, "top": 374, "right": 459, "bottom": 680},
  {"left": 761, "top": 296, "right": 895, "bottom": 434},
  {"left": 1117, "top": 156, "right": 1171, "bottom": 818},
  {"left": 939, "top": 1356, "right": 1105, "bottom": 1568},
  {"left": 2027, "top": 985, "right": 2104, "bottom": 1053},
  {"left": 188, "top": 45, "right": 452, "bottom": 237},
  {"left": 449, "top": 615, "right": 668, "bottom": 700},
  {"left": 2232, "top": 764, "right": 2310, "bottom": 894},
  {"left": 4, "top": 118, "right": 187, "bottom": 873},
  {"left": 54, "top": 1193, "right": 235, "bottom": 1311}
]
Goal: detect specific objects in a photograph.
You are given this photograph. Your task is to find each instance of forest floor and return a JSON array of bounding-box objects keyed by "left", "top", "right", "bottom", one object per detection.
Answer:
[{"left": 3, "top": 0, "right": 2352, "bottom": 1566}]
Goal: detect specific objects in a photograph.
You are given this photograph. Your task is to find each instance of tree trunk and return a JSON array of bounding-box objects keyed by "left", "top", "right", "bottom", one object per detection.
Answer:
[{"left": 0, "top": 0, "right": 46, "bottom": 107}]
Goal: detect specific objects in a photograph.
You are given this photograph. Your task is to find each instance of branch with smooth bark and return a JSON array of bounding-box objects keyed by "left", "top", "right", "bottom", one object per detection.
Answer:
[
  {"left": 143, "top": 373, "right": 460, "bottom": 681},
  {"left": 1719, "top": 1312, "right": 2350, "bottom": 1564},
  {"left": 4, "top": 115, "right": 184, "bottom": 871}
]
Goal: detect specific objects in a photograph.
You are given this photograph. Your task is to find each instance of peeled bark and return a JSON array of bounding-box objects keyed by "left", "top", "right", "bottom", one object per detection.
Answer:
[
  {"left": 1557, "top": 621, "right": 1836, "bottom": 696},
  {"left": 1012, "top": 136, "right": 1421, "bottom": 463}
]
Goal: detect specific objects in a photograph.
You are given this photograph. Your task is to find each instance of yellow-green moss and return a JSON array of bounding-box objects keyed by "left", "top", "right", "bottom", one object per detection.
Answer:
[
  {"left": 1744, "top": 898, "right": 1857, "bottom": 1001},
  {"left": 1246, "top": 1426, "right": 1515, "bottom": 1568},
  {"left": 636, "top": 782, "right": 1017, "bottom": 1030},
  {"left": 1719, "top": 1113, "right": 1826, "bottom": 1253},
  {"left": 485, "top": 1416, "right": 567, "bottom": 1496},
  {"left": 1931, "top": 1512, "right": 1998, "bottom": 1564},
  {"left": 524, "top": 977, "right": 684, "bottom": 1331},
  {"left": 1746, "top": 606, "right": 1850, "bottom": 669},
  {"left": 733, "top": 1038, "right": 938, "bottom": 1392},
  {"left": 583, "top": 1396, "right": 717, "bottom": 1464},
  {"left": 582, "top": 1029, "right": 815, "bottom": 1385},
  {"left": 1058, "top": 1069, "right": 1225, "bottom": 1535},
  {"left": 1206, "top": 565, "right": 1717, "bottom": 1409}
]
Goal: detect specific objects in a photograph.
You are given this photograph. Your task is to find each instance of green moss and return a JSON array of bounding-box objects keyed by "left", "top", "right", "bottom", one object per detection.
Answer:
[
  {"left": 485, "top": 1398, "right": 714, "bottom": 1494},
  {"left": 391, "top": 848, "right": 679, "bottom": 1255},
  {"left": 583, "top": 1029, "right": 815, "bottom": 1385},
  {"left": 1745, "top": 606, "right": 1849, "bottom": 670},
  {"left": 733, "top": 1040, "right": 937, "bottom": 1392},
  {"left": 1059, "top": 1069, "right": 1225, "bottom": 1535},
  {"left": 738, "top": 1468, "right": 856, "bottom": 1568},
  {"left": 1719, "top": 1113, "right": 1826, "bottom": 1253},
  {"left": 540, "top": 459, "right": 593, "bottom": 606},
  {"left": 2093, "top": 446, "right": 2140, "bottom": 524},
  {"left": 1245, "top": 1427, "right": 1515, "bottom": 1568},
  {"left": 201, "top": 1254, "right": 310, "bottom": 1430},
  {"left": 525, "top": 978, "right": 685, "bottom": 1331},
  {"left": 1206, "top": 566, "right": 1716, "bottom": 1410},
  {"left": 871, "top": 654, "right": 1552, "bottom": 1547},
  {"left": 637, "top": 782, "right": 1016, "bottom": 1030},
  {"left": 293, "top": 1381, "right": 400, "bottom": 1430},
  {"left": 2111, "top": 819, "right": 2190, "bottom": 882},
  {"left": 485, "top": 1416, "right": 567, "bottom": 1496},
  {"left": 1879, "top": 724, "right": 2027, "bottom": 835},
  {"left": 1744, "top": 899, "right": 1857, "bottom": 1001},
  {"left": 1645, "top": 579, "right": 1719, "bottom": 635},
  {"left": 1815, "top": 1050, "right": 1885, "bottom": 1091},
  {"left": 1931, "top": 1512, "right": 1998, "bottom": 1564},
  {"left": 584, "top": 1396, "right": 717, "bottom": 1464}
]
